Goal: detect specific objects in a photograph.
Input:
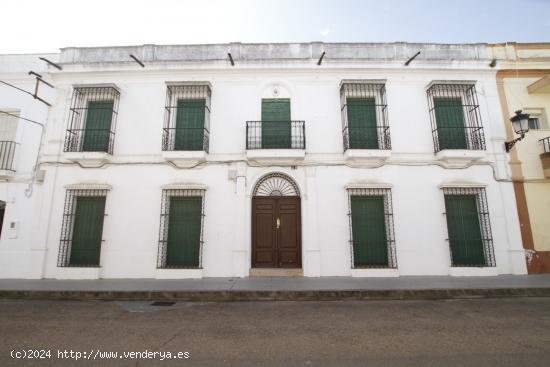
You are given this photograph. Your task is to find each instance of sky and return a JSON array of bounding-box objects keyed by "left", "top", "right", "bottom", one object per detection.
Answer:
[{"left": 1, "top": 0, "right": 549, "bottom": 54}]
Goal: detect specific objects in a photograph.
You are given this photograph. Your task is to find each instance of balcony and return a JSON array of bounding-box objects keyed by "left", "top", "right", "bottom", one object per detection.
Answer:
[
  {"left": 64, "top": 128, "right": 115, "bottom": 167},
  {"left": 0, "top": 141, "right": 17, "bottom": 179},
  {"left": 246, "top": 120, "right": 306, "bottom": 164},
  {"left": 161, "top": 127, "right": 209, "bottom": 168},
  {"left": 343, "top": 126, "right": 392, "bottom": 167},
  {"left": 432, "top": 126, "right": 486, "bottom": 168},
  {"left": 540, "top": 137, "right": 550, "bottom": 179}
]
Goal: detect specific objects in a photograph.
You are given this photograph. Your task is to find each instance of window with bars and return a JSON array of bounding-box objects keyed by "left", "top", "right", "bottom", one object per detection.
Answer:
[
  {"left": 0, "top": 112, "right": 18, "bottom": 171},
  {"left": 340, "top": 82, "right": 391, "bottom": 151},
  {"left": 157, "top": 189, "right": 205, "bottom": 269},
  {"left": 58, "top": 189, "right": 108, "bottom": 267},
  {"left": 442, "top": 187, "right": 495, "bottom": 267},
  {"left": 427, "top": 83, "right": 485, "bottom": 152},
  {"left": 162, "top": 84, "right": 211, "bottom": 152},
  {"left": 347, "top": 188, "right": 397, "bottom": 268},
  {"left": 64, "top": 86, "right": 120, "bottom": 154}
]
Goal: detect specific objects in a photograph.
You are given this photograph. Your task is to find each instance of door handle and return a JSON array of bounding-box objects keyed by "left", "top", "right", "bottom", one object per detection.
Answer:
[{"left": 276, "top": 218, "right": 280, "bottom": 229}]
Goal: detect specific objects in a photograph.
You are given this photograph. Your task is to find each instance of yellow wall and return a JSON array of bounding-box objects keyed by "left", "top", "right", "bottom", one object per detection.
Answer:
[
  {"left": 524, "top": 183, "right": 550, "bottom": 251},
  {"left": 493, "top": 42, "right": 550, "bottom": 253}
]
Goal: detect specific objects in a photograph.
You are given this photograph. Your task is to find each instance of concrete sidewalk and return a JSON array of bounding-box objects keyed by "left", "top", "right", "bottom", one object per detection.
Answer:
[{"left": 1, "top": 275, "right": 550, "bottom": 301}]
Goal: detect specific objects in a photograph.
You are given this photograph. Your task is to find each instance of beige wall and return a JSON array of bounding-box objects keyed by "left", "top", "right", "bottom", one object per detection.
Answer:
[{"left": 493, "top": 42, "right": 550, "bottom": 254}]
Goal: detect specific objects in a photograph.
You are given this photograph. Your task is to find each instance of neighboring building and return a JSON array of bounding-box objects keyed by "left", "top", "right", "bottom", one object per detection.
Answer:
[
  {"left": 0, "top": 54, "right": 56, "bottom": 277},
  {"left": 0, "top": 42, "right": 529, "bottom": 279},
  {"left": 488, "top": 43, "right": 550, "bottom": 273}
]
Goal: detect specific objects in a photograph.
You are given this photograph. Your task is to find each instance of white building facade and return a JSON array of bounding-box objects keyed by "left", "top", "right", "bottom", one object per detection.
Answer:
[{"left": 0, "top": 43, "right": 528, "bottom": 279}]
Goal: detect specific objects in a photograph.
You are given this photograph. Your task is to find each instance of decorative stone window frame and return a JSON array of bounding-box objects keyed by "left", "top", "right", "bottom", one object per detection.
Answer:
[
  {"left": 345, "top": 184, "right": 397, "bottom": 269},
  {"left": 157, "top": 185, "right": 207, "bottom": 269},
  {"left": 57, "top": 184, "right": 111, "bottom": 268},
  {"left": 64, "top": 85, "right": 120, "bottom": 154},
  {"left": 440, "top": 185, "right": 496, "bottom": 268}
]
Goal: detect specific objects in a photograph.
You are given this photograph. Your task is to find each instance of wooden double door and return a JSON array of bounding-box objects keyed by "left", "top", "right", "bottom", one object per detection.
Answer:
[{"left": 252, "top": 197, "right": 301, "bottom": 268}]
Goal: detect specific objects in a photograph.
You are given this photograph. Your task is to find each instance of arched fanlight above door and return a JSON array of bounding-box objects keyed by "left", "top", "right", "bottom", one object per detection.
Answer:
[{"left": 253, "top": 173, "right": 300, "bottom": 197}]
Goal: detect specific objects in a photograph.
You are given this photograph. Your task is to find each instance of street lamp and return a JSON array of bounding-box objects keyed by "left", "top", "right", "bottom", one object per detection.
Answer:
[{"left": 505, "top": 110, "right": 530, "bottom": 152}]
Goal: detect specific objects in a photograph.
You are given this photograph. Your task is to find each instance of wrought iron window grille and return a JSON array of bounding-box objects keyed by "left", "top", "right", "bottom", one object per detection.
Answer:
[
  {"left": 0, "top": 141, "right": 17, "bottom": 171},
  {"left": 57, "top": 189, "right": 108, "bottom": 267},
  {"left": 540, "top": 136, "right": 550, "bottom": 154},
  {"left": 162, "top": 84, "right": 211, "bottom": 152},
  {"left": 64, "top": 86, "right": 120, "bottom": 154},
  {"left": 246, "top": 120, "right": 305, "bottom": 149},
  {"left": 347, "top": 187, "right": 397, "bottom": 269},
  {"left": 427, "top": 83, "right": 486, "bottom": 152},
  {"left": 157, "top": 189, "right": 206, "bottom": 269},
  {"left": 340, "top": 82, "right": 391, "bottom": 151},
  {"left": 442, "top": 187, "right": 495, "bottom": 267}
]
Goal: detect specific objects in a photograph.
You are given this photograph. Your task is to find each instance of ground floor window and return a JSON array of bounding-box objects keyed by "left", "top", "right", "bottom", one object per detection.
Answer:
[
  {"left": 442, "top": 187, "right": 495, "bottom": 267},
  {"left": 58, "top": 189, "right": 108, "bottom": 267},
  {"left": 157, "top": 189, "right": 205, "bottom": 269},
  {"left": 347, "top": 187, "right": 397, "bottom": 268}
]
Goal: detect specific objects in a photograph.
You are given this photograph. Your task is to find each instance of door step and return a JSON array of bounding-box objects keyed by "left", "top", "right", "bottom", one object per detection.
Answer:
[{"left": 250, "top": 268, "right": 303, "bottom": 277}]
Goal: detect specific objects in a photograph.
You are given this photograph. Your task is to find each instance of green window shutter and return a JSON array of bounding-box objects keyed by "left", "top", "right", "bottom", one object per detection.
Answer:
[
  {"left": 69, "top": 197, "right": 106, "bottom": 266},
  {"left": 83, "top": 100, "right": 114, "bottom": 152},
  {"left": 175, "top": 99, "right": 206, "bottom": 151},
  {"left": 350, "top": 196, "right": 388, "bottom": 267},
  {"left": 433, "top": 98, "right": 467, "bottom": 149},
  {"left": 166, "top": 197, "right": 202, "bottom": 267},
  {"left": 444, "top": 195, "right": 486, "bottom": 266},
  {"left": 261, "top": 99, "right": 291, "bottom": 148},
  {"left": 347, "top": 98, "right": 379, "bottom": 149}
]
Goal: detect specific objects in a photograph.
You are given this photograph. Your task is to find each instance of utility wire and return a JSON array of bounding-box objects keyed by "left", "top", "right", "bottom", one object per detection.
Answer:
[
  {"left": 0, "top": 79, "right": 52, "bottom": 106},
  {"left": 0, "top": 110, "right": 44, "bottom": 126},
  {"left": 0, "top": 80, "right": 35, "bottom": 98}
]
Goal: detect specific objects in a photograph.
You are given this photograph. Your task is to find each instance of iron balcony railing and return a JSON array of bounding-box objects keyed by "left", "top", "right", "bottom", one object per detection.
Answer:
[
  {"left": 540, "top": 136, "right": 550, "bottom": 154},
  {"left": 343, "top": 126, "right": 391, "bottom": 150},
  {"left": 0, "top": 141, "right": 17, "bottom": 171},
  {"left": 162, "top": 127, "right": 210, "bottom": 152},
  {"left": 246, "top": 120, "right": 305, "bottom": 150},
  {"left": 432, "top": 126, "right": 486, "bottom": 152},
  {"left": 64, "top": 129, "right": 116, "bottom": 154}
]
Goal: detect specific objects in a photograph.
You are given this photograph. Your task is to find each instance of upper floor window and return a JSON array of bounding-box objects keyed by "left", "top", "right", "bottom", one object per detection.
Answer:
[
  {"left": 427, "top": 82, "right": 485, "bottom": 152},
  {"left": 0, "top": 111, "right": 18, "bottom": 171},
  {"left": 340, "top": 81, "right": 391, "bottom": 151},
  {"left": 523, "top": 108, "right": 548, "bottom": 130},
  {"left": 162, "top": 84, "right": 211, "bottom": 152},
  {"left": 64, "top": 86, "right": 120, "bottom": 154}
]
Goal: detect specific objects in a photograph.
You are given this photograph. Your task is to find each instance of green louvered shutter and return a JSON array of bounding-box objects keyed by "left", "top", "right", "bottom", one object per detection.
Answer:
[
  {"left": 166, "top": 197, "right": 202, "bottom": 267},
  {"left": 444, "top": 195, "right": 486, "bottom": 266},
  {"left": 83, "top": 100, "right": 114, "bottom": 152},
  {"left": 347, "top": 98, "right": 379, "bottom": 149},
  {"left": 69, "top": 197, "right": 106, "bottom": 266},
  {"left": 261, "top": 99, "right": 291, "bottom": 148},
  {"left": 175, "top": 99, "right": 206, "bottom": 151},
  {"left": 434, "top": 98, "right": 467, "bottom": 149},
  {"left": 351, "top": 196, "right": 388, "bottom": 267}
]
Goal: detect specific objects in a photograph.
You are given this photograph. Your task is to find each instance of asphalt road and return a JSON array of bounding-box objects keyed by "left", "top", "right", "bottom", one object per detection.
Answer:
[{"left": 1, "top": 298, "right": 550, "bottom": 366}]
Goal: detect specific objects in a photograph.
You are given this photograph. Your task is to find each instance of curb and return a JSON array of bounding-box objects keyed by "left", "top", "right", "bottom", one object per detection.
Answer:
[{"left": 1, "top": 288, "right": 550, "bottom": 301}]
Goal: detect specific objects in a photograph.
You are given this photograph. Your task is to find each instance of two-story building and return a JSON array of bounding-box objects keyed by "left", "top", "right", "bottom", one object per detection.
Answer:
[
  {"left": 0, "top": 42, "right": 528, "bottom": 279},
  {"left": 0, "top": 53, "right": 56, "bottom": 277}
]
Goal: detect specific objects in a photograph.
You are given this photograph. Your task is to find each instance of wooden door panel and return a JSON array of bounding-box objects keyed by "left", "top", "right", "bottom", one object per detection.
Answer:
[
  {"left": 277, "top": 198, "right": 301, "bottom": 268},
  {"left": 252, "top": 198, "right": 277, "bottom": 267}
]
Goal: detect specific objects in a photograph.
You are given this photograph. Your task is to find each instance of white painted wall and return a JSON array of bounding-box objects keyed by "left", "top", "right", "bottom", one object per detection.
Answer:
[
  {"left": 0, "top": 48, "right": 528, "bottom": 279},
  {"left": 0, "top": 54, "right": 56, "bottom": 278}
]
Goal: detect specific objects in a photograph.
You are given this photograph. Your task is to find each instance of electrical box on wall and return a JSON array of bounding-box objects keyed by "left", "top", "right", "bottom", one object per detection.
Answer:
[{"left": 7, "top": 221, "right": 18, "bottom": 239}]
